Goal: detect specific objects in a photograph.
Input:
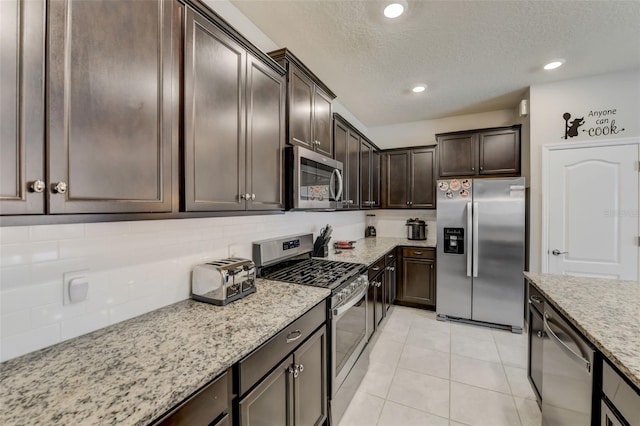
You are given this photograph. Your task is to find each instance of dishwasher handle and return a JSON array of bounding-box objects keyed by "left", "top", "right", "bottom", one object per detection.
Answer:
[{"left": 543, "top": 314, "right": 591, "bottom": 373}]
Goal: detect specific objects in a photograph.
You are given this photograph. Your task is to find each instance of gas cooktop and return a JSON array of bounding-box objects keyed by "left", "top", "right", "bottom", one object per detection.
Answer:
[{"left": 261, "top": 258, "right": 365, "bottom": 290}]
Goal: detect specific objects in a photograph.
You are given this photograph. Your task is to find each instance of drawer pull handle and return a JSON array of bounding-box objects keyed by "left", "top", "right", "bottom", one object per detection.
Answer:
[
  {"left": 413, "top": 251, "right": 423, "bottom": 255},
  {"left": 530, "top": 295, "right": 543, "bottom": 304},
  {"left": 286, "top": 330, "right": 302, "bottom": 343},
  {"left": 372, "top": 266, "right": 381, "bottom": 271}
]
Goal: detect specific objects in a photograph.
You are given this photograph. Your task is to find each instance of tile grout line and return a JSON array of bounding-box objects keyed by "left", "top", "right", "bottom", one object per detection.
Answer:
[{"left": 494, "top": 330, "right": 525, "bottom": 426}]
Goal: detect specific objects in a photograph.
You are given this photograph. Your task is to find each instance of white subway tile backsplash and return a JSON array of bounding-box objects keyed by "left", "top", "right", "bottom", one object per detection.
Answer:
[
  {"left": 1, "top": 282, "right": 61, "bottom": 315},
  {"left": 61, "top": 309, "right": 109, "bottom": 341},
  {"left": 29, "top": 224, "right": 85, "bottom": 242},
  {"left": 0, "top": 265, "right": 30, "bottom": 291},
  {"left": 30, "top": 301, "right": 86, "bottom": 329},
  {"left": 1, "top": 324, "right": 60, "bottom": 361},
  {"left": 1, "top": 311, "right": 31, "bottom": 337},
  {"left": 0, "top": 227, "right": 30, "bottom": 244},
  {"left": 84, "top": 221, "right": 132, "bottom": 237},
  {"left": 0, "top": 210, "right": 365, "bottom": 361}
]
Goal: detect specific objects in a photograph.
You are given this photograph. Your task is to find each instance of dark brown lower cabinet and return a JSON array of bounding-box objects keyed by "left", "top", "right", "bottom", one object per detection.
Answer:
[
  {"left": 239, "top": 326, "right": 327, "bottom": 426},
  {"left": 397, "top": 248, "right": 436, "bottom": 309},
  {"left": 386, "top": 259, "right": 397, "bottom": 309}
]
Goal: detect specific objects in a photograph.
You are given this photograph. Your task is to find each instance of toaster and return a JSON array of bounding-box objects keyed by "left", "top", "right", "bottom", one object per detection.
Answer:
[{"left": 191, "top": 258, "right": 256, "bottom": 306}]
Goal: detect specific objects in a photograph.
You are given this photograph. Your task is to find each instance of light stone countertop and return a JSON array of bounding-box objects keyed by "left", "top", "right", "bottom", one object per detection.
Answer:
[
  {"left": 320, "top": 236, "right": 437, "bottom": 266},
  {"left": 0, "top": 280, "right": 330, "bottom": 426},
  {"left": 524, "top": 272, "right": 640, "bottom": 389}
]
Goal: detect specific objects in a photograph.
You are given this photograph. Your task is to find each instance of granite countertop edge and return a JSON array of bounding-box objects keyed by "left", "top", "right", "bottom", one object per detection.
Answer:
[
  {"left": 524, "top": 272, "right": 640, "bottom": 389},
  {"left": 319, "top": 236, "right": 437, "bottom": 265},
  {"left": 0, "top": 279, "right": 330, "bottom": 426}
]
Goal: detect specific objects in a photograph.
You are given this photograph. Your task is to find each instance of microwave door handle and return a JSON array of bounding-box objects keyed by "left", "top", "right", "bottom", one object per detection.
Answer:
[{"left": 330, "top": 169, "right": 343, "bottom": 201}]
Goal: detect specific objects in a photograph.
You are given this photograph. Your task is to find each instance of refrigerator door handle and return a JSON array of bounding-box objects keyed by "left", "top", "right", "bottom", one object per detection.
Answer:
[
  {"left": 473, "top": 202, "right": 479, "bottom": 278},
  {"left": 466, "top": 202, "right": 473, "bottom": 277}
]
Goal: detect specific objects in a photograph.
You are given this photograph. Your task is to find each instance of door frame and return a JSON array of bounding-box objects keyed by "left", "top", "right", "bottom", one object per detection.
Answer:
[{"left": 541, "top": 137, "right": 640, "bottom": 273}]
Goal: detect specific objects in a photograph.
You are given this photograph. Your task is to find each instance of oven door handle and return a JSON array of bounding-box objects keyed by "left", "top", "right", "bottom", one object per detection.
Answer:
[{"left": 333, "top": 285, "right": 367, "bottom": 317}]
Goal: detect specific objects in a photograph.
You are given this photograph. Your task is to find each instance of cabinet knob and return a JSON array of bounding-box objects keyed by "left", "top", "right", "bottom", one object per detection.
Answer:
[
  {"left": 406, "top": 201, "right": 410, "bottom": 205},
  {"left": 29, "top": 180, "right": 45, "bottom": 193},
  {"left": 472, "top": 167, "right": 475, "bottom": 171},
  {"left": 298, "top": 363, "right": 304, "bottom": 373},
  {"left": 480, "top": 166, "right": 483, "bottom": 171},
  {"left": 52, "top": 181, "right": 67, "bottom": 194},
  {"left": 240, "top": 193, "right": 251, "bottom": 201},
  {"left": 251, "top": 193, "right": 256, "bottom": 200}
]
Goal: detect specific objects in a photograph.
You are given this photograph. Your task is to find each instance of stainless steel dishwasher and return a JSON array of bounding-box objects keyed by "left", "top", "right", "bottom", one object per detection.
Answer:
[{"left": 542, "top": 302, "right": 595, "bottom": 425}]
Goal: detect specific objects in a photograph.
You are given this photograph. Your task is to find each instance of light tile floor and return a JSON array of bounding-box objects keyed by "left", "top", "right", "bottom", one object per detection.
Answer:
[{"left": 339, "top": 306, "right": 542, "bottom": 426}]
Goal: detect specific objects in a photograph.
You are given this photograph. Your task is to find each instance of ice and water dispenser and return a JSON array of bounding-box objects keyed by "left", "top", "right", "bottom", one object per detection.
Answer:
[{"left": 443, "top": 228, "right": 464, "bottom": 254}]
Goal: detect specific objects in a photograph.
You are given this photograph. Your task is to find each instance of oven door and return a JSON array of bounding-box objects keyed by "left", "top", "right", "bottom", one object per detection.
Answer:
[
  {"left": 332, "top": 284, "right": 368, "bottom": 393},
  {"left": 289, "top": 146, "right": 343, "bottom": 210}
]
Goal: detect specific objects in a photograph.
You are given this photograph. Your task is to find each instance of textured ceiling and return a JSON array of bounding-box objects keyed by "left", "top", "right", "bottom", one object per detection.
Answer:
[{"left": 230, "top": 0, "right": 640, "bottom": 127}]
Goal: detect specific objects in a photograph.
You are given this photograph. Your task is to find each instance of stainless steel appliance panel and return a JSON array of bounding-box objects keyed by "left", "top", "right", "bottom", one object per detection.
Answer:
[
  {"left": 542, "top": 303, "right": 594, "bottom": 426},
  {"left": 436, "top": 183, "right": 472, "bottom": 319},
  {"left": 471, "top": 177, "right": 525, "bottom": 329},
  {"left": 287, "top": 145, "right": 343, "bottom": 210}
]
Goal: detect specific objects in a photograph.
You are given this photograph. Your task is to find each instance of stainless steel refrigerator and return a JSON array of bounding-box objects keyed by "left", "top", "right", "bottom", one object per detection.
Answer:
[{"left": 436, "top": 177, "right": 525, "bottom": 332}]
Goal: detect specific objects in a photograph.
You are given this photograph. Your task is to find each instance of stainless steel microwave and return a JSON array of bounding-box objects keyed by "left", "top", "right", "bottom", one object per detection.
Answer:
[{"left": 285, "top": 145, "right": 343, "bottom": 210}]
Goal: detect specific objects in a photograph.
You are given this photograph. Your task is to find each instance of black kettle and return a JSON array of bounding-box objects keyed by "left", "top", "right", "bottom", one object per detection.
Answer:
[{"left": 406, "top": 218, "right": 427, "bottom": 240}]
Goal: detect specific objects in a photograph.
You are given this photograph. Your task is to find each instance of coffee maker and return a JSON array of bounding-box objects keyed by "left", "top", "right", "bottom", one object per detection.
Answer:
[{"left": 365, "top": 214, "right": 377, "bottom": 238}]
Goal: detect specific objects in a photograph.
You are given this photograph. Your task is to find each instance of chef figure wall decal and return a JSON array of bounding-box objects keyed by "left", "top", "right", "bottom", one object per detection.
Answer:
[
  {"left": 563, "top": 113, "right": 584, "bottom": 139},
  {"left": 562, "top": 109, "right": 625, "bottom": 140}
]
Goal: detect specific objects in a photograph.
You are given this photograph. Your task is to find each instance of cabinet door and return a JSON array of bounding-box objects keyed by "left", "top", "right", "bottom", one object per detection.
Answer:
[
  {"left": 246, "top": 55, "right": 285, "bottom": 211},
  {"left": 289, "top": 67, "right": 314, "bottom": 150},
  {"left": 293, "top": 327, "right": 327, "bottom": 426},
  {"left": 478, "top": 129, "right": 520, "bottom": 175},
  {"left": 384, "top": 151, "right": 409, "bottom": 208},
  {"left": 1, "top": 0, "right": 45, "bottom": 215},
  {"left": 371, "top": 151, "right": 380, "bottom": 208},
  {"left": 400, "top": 258, "right": 436, "bottom": 307},
  {"left": 334, "top": 120, "right": 359, "bottom": 208},
  {"left": 346, "top": 132, "right": 360, "bottom": 208},
  {"left": 410, "top": 148, "right": 436, "bottom": 208},
  {"left": 333, "top": 120, "right": 349, "bottom": 207},
  {"left": 48, "top": 0, "right": 177, "bottom": 213},
  {"left": 240, "top": 355, "right": 293, "bottom": 426},
  {"left": 367, "top": 283, "right": 375, "bottom": 339},
  {"left": 377, "top": 271, "right": 387, "bottom": 324},
  {"left": 184, "top": 7, "right": 245, "bottom": 211},
  {"left": 387, "top": 259, "right": 397, "bottom": 307},
  {"left": 313, "top": 87, "right": 333, "bottom": 158},
  {"left": 438, "top": 134, "right": 476, "bottom": 177},
  {"left": 360, "top": 142, "right": 371, "bottom": 208}
]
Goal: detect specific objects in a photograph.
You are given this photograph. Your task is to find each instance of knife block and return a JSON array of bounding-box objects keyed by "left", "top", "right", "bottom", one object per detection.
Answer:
[{"left": 312, "top": 237, "right": 329, "bottom": 257}]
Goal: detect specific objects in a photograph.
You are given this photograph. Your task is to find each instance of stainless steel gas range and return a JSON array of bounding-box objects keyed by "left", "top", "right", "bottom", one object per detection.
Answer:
[{"left": 253, "top": 234, "right": 369, "bottom": 424}]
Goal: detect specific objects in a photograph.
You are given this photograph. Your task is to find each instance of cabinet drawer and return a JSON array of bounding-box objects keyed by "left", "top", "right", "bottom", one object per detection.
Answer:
[
  {"left": 154, "top": 369, "right": 230, "bottom": 426},
  {"left": 368, "top": 257, "right": 386, "bottom": 279},
  {"left": 385, "top": 250, "right": 397, "bottom": 265},
  {"left": 402, "top": 247, "right": 435, "bottom": 260},
  {"left": 238, "top": 301, "right": 325, "bottom": 395}
]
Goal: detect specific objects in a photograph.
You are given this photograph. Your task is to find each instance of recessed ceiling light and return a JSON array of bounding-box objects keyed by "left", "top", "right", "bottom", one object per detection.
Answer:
[
  {"left": 412, "top": 85, "right": 427, "bottom": 93},
  {"left": 384, "top": 3, "right": 405, "bottom": 18},
  {"left": 544, "top": 59, "right": 565, "bottom": 70}
]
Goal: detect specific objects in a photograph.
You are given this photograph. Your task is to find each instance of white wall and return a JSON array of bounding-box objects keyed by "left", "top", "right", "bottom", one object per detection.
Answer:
[
  {"left": 528, "top": 68, "right": 640, "bottom": 273},
  {"left": 367, "top": 109, "right": 518, "bottom": 149},
  {"left": 0, "top": 211, "right": 365, "bottom": 361}
]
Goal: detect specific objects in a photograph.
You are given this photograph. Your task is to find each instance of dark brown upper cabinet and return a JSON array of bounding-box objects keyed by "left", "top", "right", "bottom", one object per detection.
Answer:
[
  {"left": 0, "top": 0, "right": 46, "bottom": 215},
  {"left": 183, "top": 7, "right": 285, "bottom": 212},
  {"left": 360, "top": 138, "right": 380, "bottom": 208},
  {"left": 333, "top": 115, "right": 359, "bottom": 209},
  {"left": 269, "top": 49, "right": 336, "bottom": 158},
  {"left": 437, "top": 125, "right": 521, "bottom": 178},
  {"left": 382, "top": 147, "right": 436, "bottom": 209},
  {"left": 45, "top": 0, "right": 179, "bottom": 214}
]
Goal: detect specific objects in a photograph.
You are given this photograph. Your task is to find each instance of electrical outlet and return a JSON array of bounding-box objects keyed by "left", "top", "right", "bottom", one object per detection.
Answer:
[{"left": 63, "top": 270, "right": 89, "bottom": 305}]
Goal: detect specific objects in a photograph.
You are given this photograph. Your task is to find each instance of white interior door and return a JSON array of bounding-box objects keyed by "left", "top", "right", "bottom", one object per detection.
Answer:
[{"left": 547, "top": 143, "right": 639, "bottom": 280}]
